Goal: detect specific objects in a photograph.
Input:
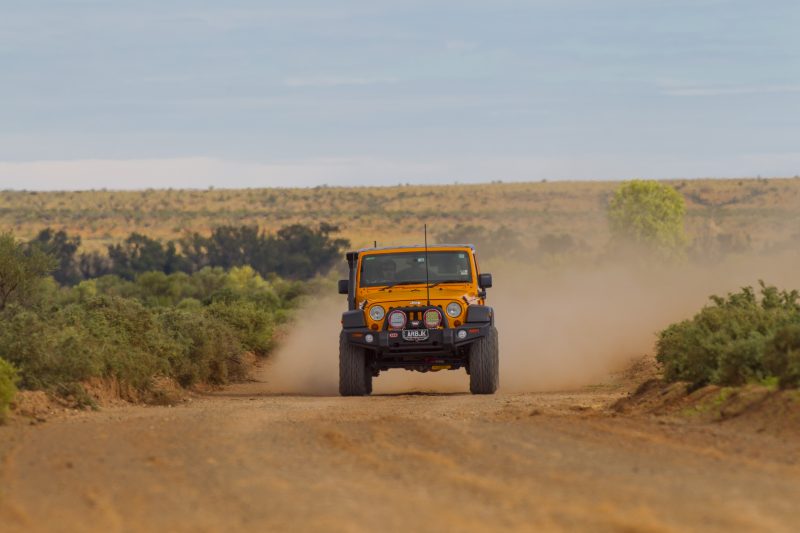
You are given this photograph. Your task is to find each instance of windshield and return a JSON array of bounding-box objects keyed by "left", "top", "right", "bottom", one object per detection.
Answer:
[{"left": 359, "top": 251, "right": 473, "bottom": 288}]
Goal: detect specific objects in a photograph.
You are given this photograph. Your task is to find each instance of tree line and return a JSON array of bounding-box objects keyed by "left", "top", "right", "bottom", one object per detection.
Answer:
[{"left": 27, "top": 222, "right": 349, "bottom": 285}]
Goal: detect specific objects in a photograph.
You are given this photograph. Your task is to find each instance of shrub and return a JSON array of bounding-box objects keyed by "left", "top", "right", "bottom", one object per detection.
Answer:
[
  {"left": 0, "top": 309, "right": 99, "bottom": 391},
  {"left": 657, "top": 282, "right": 800, "bottom": 387},
  {"left": 156, "top": 309, "right": 243, "bottom": 386},
  {"left": 0, "top": 357, "right": 18, "bottom": 422},
  {"left": 0, "top": 230, "right": 304, "bottom": 405},
  {"left": 0, "top": 295, "right": 273, "bottom": 400},
  {"left": 764, "top": 323, "right": 800, "bottom": 388},
  {"left": 0, "top": 297, "right": 173, "bottom": 393},
  {"left": 206, "top": 301, "right": 275, "bottom": 356}
]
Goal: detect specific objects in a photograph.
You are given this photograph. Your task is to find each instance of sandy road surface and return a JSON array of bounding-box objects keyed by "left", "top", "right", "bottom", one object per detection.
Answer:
[{"left": 1, "top": 378, "right": 800, "bottom": 533}]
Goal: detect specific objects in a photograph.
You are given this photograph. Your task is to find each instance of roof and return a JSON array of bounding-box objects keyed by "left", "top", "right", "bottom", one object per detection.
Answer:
[{"left": 354, "top": 243, "right": 475, "bottom": 254}]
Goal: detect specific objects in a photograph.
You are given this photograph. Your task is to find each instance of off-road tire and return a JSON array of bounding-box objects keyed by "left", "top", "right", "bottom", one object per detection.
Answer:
[
  {"left": 469, "top": 326, "right": 499, "bottom": 394},
  {"left": 364, "top": 370, "right": 373, "bottom": 395},
  {"left": 339, "top": 333, "right": 371, "bottom": 396}
]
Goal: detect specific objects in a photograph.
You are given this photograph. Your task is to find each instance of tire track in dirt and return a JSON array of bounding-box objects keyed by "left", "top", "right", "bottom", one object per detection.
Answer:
[{"left": 2, "top": 383, "right": 799, "bottom": 532}]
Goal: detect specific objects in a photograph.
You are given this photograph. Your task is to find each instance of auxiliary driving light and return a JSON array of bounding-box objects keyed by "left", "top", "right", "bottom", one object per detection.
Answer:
[
  {"left": 387, "top": 310, "right": 407, "bottom": 330},
  {"left": 423, "top": 308, "right": 442, "bottom": 328},
  {"left": 457, "top": 330, "right": 468, "bottom": 339},
  {"left": 365, "top": 334, "right": 374, "bottom": 343}
]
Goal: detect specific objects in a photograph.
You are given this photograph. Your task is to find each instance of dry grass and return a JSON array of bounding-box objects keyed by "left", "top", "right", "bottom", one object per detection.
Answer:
[{"left": 2, "top": 177, "right": 800, "bottom": 251}]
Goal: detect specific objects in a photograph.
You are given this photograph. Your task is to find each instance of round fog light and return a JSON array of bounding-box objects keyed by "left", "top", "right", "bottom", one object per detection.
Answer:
[
  {"left": 457, "top": 330, "right": 467, "bottom": 339},
  {"left": 365, "top": 334, "right": 374, "bottom": 343}
]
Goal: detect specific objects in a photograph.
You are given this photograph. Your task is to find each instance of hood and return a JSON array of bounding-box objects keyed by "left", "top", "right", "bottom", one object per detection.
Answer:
[{"left": 360, "top": 284, "right": 478, "bottom": 309}]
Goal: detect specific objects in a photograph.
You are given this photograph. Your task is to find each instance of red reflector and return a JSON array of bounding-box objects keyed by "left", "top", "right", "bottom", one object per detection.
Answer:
[
  {"left": 468, "top": 328, "right": 480, "bottom": 334},
  {"left": 352, "top": 333, "right": 363, "bottom": 338},
  {"left": 454, "top": 320, "right": 462, "bottom": 327},
  {"left": 371, "top": 324, "right": 379, "bottom": 331}
]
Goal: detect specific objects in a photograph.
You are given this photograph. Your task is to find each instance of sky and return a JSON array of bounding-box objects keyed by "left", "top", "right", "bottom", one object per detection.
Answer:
[{"left": 1, "top": 0, "right": 799, "bottom": 190}]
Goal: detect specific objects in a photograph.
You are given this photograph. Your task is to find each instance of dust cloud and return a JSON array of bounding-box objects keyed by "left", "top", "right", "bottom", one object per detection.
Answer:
[
  {"left": 262, "top": 253, "right": 800, "bottom": 395},
  {"left": 259, "top": 298, "right": 342, "bottom": 395}
]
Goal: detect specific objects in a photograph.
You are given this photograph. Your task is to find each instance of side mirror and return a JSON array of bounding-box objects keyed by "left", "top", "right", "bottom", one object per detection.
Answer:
[
  {"left": 478, "top": 273, "right": 493, "bottom": 289},
  {"left": 338, "top": 279, "right": 349, "bottom": 295}
]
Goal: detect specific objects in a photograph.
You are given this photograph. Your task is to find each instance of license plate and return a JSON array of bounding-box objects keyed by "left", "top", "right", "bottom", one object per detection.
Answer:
[{"left": 402, "top": 328, "right": 429, "bottom": 341}]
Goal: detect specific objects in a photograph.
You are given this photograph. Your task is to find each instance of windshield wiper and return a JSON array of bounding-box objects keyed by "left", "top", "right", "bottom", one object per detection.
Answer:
[
  {"left": 377, "top": 281, "right": 424, "bottom": 291},
  {"left": 427, "top": 279, "right": 468, "bottom": 289}
]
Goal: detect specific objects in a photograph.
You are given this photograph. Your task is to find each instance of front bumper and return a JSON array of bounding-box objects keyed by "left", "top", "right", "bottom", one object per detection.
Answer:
[{"left": 342, "top": 323, "right": 491, "bottom": 355}]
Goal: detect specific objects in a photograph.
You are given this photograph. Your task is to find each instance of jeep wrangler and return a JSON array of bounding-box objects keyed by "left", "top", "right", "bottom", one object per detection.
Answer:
[{"left": 337, "top": 244, "right": 498, "bottom": 396}]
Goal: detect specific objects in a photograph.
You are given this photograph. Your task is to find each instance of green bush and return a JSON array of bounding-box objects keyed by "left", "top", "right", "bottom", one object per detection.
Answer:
[
  {"left": 0, "top": 297, "right": 173, "bottom": 393},
  {"left": 607, "top": 180, "right": 686, "bottom": 261},
  {"left": 764, "top": 323, "right": 800, "bottom": 388},
  {"left": 156, "top": 308, "right": 243, "bottom": 386},
  {"left": 206, "top": 300, "right": 275, "bottom": 356},
  {"left": 657, "top": 282, "right": 800, "bottom": 387},
  {"left": 0, "top": 230, "right": 304, "bottom": 405},
  {"left": 0, "top": 308, "right": 100, "bottom": 391},
  {"left": 0, "top": 357, "right": 19, "bottom": 422}
]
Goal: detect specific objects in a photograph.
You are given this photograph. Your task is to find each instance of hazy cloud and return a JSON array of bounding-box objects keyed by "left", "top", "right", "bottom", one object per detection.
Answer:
[
  {"left": 282, "top": 76, "right": 400, "bottom": 87},
  {"left": 3, "top": 153, "right": 799, "bottom": 191},
  {"left": 662, "top": 84, "right": 800, "bottom": 97}
]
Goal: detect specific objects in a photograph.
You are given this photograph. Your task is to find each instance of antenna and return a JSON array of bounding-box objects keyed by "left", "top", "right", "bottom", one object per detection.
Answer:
[{"left": 424, "top": 224, "right": 431, "bottom": 306}]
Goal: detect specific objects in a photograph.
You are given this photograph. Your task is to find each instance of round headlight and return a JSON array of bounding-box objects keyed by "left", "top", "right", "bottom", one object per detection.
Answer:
[
  {"left": 387, "top": 310, "right": 407, "bottom": 330},
  {"left": 424, "top": 308, "right": 442, "bottom": 328},
  {"left": 369, "top": 305, "right": 385, "bottom": 321},
  {"left": 446, "top": 302, "right": 462, "bottom": 318}
]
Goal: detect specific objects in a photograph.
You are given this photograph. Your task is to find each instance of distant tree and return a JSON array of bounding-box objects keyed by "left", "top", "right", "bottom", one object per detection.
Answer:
[
  {"left": 0, "top": 233, "right": 55, "bottom": 310},
  {"left": 607, "top": 180, "right": 686, "bottom": 260},
  {"left": 107, "top": 233, "right": 188, "bottom": 281},
  {"left": 34, "top": 223, "right": 351, "bottom": 284},
  {"left": 208, "top": 225, "right": 261, "bottom": 270},
  {"left": 181, "top": 225, "right": 264, "bottom": 273},
  {"left": 272, "top": 223, "right": 350, "bottom": 279},
  {"left": 78, "top": 251, "right": 113, "bottom": 280},
  {"left": 163, "top": 241, "right": 191, "bottom": 275},
  {"left": 181, "top": 223, "right": 348, "bottom": 280},
  {"left": 435, "top": 224, "right": 526, "bottom": 260},
  {"left": 28, "top": 228, "right": 82, "bottom": 285}
]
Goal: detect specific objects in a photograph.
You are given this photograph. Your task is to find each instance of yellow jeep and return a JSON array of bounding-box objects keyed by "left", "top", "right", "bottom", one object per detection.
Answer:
[{"left": 337, "top": 244, "right": 498, "bottom": 395}]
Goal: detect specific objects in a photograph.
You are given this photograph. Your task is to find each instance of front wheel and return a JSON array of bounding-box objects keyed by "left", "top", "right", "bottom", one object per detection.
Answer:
[
  {"left": 339, "top": 333, "right": 371, "bottom": 396},
  {"left": 469, "top": 326, "right": 499, "bottom": 394}
]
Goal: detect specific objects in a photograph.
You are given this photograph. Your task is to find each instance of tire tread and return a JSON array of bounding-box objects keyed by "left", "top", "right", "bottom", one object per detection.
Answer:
[
  {"left": 339, "top": 333, "right": 371, "bottom": 396},
  {"left": 469, "top": 326, "right": 499, "bottom": 394}
]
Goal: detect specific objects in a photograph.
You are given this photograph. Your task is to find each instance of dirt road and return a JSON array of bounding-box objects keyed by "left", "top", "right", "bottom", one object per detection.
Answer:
[{"left": 2, "top": 373, "right": 799, "bottom": 533}]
